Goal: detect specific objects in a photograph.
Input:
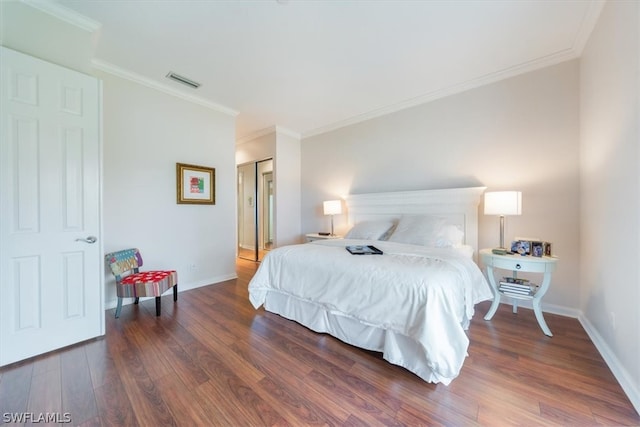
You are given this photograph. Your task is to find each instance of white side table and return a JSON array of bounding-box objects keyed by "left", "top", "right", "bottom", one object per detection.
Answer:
[
  {"left": 480, "top": 248, "right": 558, "bottom": 336},
  {"left": 305, "top": 233, "right": 343, "bottom": 242}
]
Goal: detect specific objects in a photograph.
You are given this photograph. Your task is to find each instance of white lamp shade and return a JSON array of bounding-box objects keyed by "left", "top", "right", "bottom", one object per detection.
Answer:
[
  {"left": 323, "top": 200, "right": 342, "bottom": 215},
  {"left": 484, "top": 191, "right": 522, "bottom": 216}
]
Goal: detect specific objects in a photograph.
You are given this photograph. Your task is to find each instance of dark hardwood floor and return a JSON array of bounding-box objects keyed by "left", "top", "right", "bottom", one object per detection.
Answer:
[{"left": 1, "top": 258, "right": 638, "bottom": 426}]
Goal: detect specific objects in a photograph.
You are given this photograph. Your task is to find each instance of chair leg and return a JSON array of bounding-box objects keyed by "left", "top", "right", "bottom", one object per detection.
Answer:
[
  {"left": 173, "top": 285, "right": 178, "bottom": 301},
  {"left": 115, "top": 297, "right": 123, "bottom": 318},
  {"left": 155, "top": 296, "right": 161, "bottom": 316}
]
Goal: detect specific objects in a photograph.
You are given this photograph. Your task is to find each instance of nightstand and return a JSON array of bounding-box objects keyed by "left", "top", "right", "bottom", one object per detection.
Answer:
[
  {"left": 480, "top": 248, "right": 558, "bottom": 336},
  {"left": 305, "top": 233, "right": 343, "bottom": 242}
]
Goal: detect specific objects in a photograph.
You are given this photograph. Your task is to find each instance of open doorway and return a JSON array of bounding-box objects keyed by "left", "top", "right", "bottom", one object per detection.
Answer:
[{"left": 237, "top": 159, "right": 273, "bottom": 261}]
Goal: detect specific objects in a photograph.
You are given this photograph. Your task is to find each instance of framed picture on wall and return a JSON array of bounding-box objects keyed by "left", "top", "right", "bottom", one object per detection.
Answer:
[{"left": 176, "top": 162, "right": 215, "bottom": 204}]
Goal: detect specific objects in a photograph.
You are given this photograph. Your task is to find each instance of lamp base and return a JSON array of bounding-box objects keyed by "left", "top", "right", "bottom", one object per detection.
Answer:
[{"left": 491, "top": 248, "right": 508, "bottom": 255}]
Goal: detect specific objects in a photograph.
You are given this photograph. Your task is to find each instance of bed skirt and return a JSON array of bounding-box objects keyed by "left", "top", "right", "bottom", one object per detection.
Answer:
[{"left": 263, "top": 290, "right": 457, "bottom": 385}]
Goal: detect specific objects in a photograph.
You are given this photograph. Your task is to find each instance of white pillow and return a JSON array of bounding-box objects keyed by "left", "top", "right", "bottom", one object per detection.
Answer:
[
  {"left": 435, "top": 224, "right": 465, "bottom": 248},
  {"left": 387, "top": 215, "right": 447, "bottom": 246},
  {"left": 387, "top": 215, "right": 465, "bottom": 248},
  {"left": 452, "top": 244, "right": 474, "bottom": 258},
  {"left": 344, "top": 220, "right": 395, "bottom": 240}
]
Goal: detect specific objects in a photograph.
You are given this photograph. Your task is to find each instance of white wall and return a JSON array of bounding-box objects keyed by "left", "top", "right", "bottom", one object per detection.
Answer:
[
  {"left": 274, "top": 132, "right": 302, "bottom": 246},
  {"left": 1, "top": 2, "right": 238, "bottom": 311},
  {"left": 579, "top": 0, "right": 640, "bottom": 412},
  {"left": 98, "top": 71, "right": 237, "bottom": 308},
  {"left": 302, "top": 60, "right": 580, "bottom": 312}
]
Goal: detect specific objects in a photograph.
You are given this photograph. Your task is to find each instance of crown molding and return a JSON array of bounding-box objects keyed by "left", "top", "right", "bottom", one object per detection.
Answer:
[
  {"left": 274, "top": 125, "right": 301, "bottom": 140},
  {"left": 20, "top": 0, "right": 101, "bottom": 32},
  {"left": 91, "top": 59, "right": 238, "bottom": 117},
  {"left": 236, "top": 126, "right": 277, "bottom": 145},
  {"left": 302, "top": 47, "right": 580, "bottom": 139},
  {"left": 571, "top": 0, "right": 606, "bottom": 55},
  {"left": 302, "top": 1, "right": 604, "bottom": 139},
  {"left": 236, "top": 125, "right": 300, "bottom": 145}
]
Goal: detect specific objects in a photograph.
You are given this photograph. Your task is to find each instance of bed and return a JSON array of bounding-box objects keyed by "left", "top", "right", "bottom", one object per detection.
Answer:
[{"left": 248, "top": 187, "right": 493, "bottom": 385}]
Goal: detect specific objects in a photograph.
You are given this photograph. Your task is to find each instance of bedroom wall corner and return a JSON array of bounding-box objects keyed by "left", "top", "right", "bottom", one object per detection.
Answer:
[
  {"left": 578, "top": 0, "right": 640, "bottom": 414},
  {"left": 274, "top": 131, "right": 302, "bottom": 246}
]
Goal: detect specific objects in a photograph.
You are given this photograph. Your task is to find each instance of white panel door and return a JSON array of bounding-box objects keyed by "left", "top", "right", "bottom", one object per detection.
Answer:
[{"left": 0, "top": 46, "right": 103, "bottom": 366}]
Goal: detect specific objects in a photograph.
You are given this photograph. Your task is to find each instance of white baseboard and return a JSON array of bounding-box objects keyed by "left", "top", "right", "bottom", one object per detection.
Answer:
[
  {"left": 105, "top": 273, "right": 238, "bottom": 310},
  {"left": 578, "top": 314, "right": 640, "bottom": 416},
  {"left": 496, "top": 298, "right": 581, "bottom": 318}
]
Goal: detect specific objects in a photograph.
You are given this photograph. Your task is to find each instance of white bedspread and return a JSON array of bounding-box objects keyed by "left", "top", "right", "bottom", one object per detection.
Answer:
[{"left": 248, "top": 239, "right": 492, "bottom": 385}]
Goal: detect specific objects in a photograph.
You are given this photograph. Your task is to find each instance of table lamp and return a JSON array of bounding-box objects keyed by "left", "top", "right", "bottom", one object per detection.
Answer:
[
  {"left": 323, "top": 200, "right": 342, "bottom": 236},
  {"left": 484, "top": 191, "right": 522, "bottom": 251}
]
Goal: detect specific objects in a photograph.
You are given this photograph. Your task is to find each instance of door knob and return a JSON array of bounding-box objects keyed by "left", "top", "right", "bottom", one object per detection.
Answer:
[{"left": 76, "top": 236, "right": 97, "bottom": 244}]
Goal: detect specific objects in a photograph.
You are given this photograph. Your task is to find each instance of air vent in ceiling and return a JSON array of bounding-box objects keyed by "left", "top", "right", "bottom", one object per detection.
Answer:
[{"left": 165, "top": 71, "right": 201, "bottom": 89}]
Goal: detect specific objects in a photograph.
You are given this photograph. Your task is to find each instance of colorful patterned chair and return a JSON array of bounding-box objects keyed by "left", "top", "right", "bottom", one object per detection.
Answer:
[{"left": 105, "top": 248, "right": 178, "bottom": 318}]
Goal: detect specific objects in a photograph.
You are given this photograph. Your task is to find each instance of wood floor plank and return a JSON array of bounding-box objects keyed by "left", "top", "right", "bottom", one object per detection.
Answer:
[
  {"left": 194, "top": 379, "right": 260, "bottom": 426},
  {"left": 397, "top": 397, "right": 481, "bottom": 427},
  {"left": 0, "top": 257, "right": 638, "bottom": 426},
  {"left": 256, "top": 376, "right": 344, "bottom": 425},
  {"left": 0, "top": 362, "right": 33, "bottom": 416},
  {"left": 306, "top": 368, "right": 404, "bottom": 426},
  {"left": 191, "top": 350, "right": 288, "bottom": 426},
  {"left": 154, "top": 374, "right": 213, "bottom": 426},
  {"left": 447, "top": 364, "right": 542, "bottom": 416},
  {"left": 27, "top": 368, "right": 62, "bottom": 423},
  {"left": 122, "top": 320, "right": 175, "bottom": 381},
  {"left": 93, "top": 372, "right": 139, "bottom": 427},
  {"left": 230, "top": 337, "right": 315, "bottom": 391},
  {"left": 84, "top": 336, "right": 119, "bottom": 390},
  {"left": 31, "top": 353, "right": 60, "bottom": 377},
  {"left": 108, "top": 334, "right": 177, "bottom": 426},
  {"left": 476, "top": 401, "right": 550, "bottom": 427},
  {"left": 60, "top": 345, "right": 99, "bottom": 425},
  {"left": 180, "top": 318, "right": 266, "bottom": 387},
  {"left": 231, "top": 339, "right": 351, "bottom": 423},
  {"left": 140, "top": 319, "right": 211, "bottom": 390}
]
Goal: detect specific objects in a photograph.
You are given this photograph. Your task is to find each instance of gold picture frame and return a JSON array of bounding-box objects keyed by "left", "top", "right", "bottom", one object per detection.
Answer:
[{"left": 176, "top": 162, "right": 215, "bottom": 205}]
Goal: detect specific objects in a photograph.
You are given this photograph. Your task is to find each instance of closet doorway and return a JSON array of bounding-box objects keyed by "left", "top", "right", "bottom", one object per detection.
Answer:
[{"left": 237, "top": 159, "right": 273, "bottom": 261}]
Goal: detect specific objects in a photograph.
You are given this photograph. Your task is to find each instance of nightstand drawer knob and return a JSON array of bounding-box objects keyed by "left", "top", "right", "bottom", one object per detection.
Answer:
[{"left": 516, "top": 264, "right": 522, "bottom": 270}]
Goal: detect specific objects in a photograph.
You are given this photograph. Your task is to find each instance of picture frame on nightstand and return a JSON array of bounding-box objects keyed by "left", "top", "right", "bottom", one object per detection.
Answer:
[
  {"left": 510, "top": 240, "right": 531, "bottom": 255},
  {"left": 530, "top": 241, "right": 553, "bottom": 257},
  {"left": 532, "top": 241, "right": 544, "bottom": 257},
  {"left": 511, "top": 240, "right": 552, "bottom": 257}
]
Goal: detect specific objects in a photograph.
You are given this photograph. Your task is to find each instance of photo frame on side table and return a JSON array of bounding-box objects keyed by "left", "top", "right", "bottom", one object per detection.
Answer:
[
  {"left": 176, "top": 162, "right": 215, "bottom": 205},
  {"left": 532, "top": 241, "right": 544, "bottom": 257},
  {"left": 511, "top": 240, "right": 531, "bottom": 255}
]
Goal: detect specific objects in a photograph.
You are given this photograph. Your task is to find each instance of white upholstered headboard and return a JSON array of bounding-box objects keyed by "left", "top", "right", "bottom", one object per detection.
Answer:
[{"left": 345, "top": 187, "right": 486, "bottom": 256}]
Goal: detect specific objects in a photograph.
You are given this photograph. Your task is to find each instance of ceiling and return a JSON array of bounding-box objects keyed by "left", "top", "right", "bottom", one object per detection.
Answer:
[{"left": 41, "top": 0, "right": 603, "bottom": 140}]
